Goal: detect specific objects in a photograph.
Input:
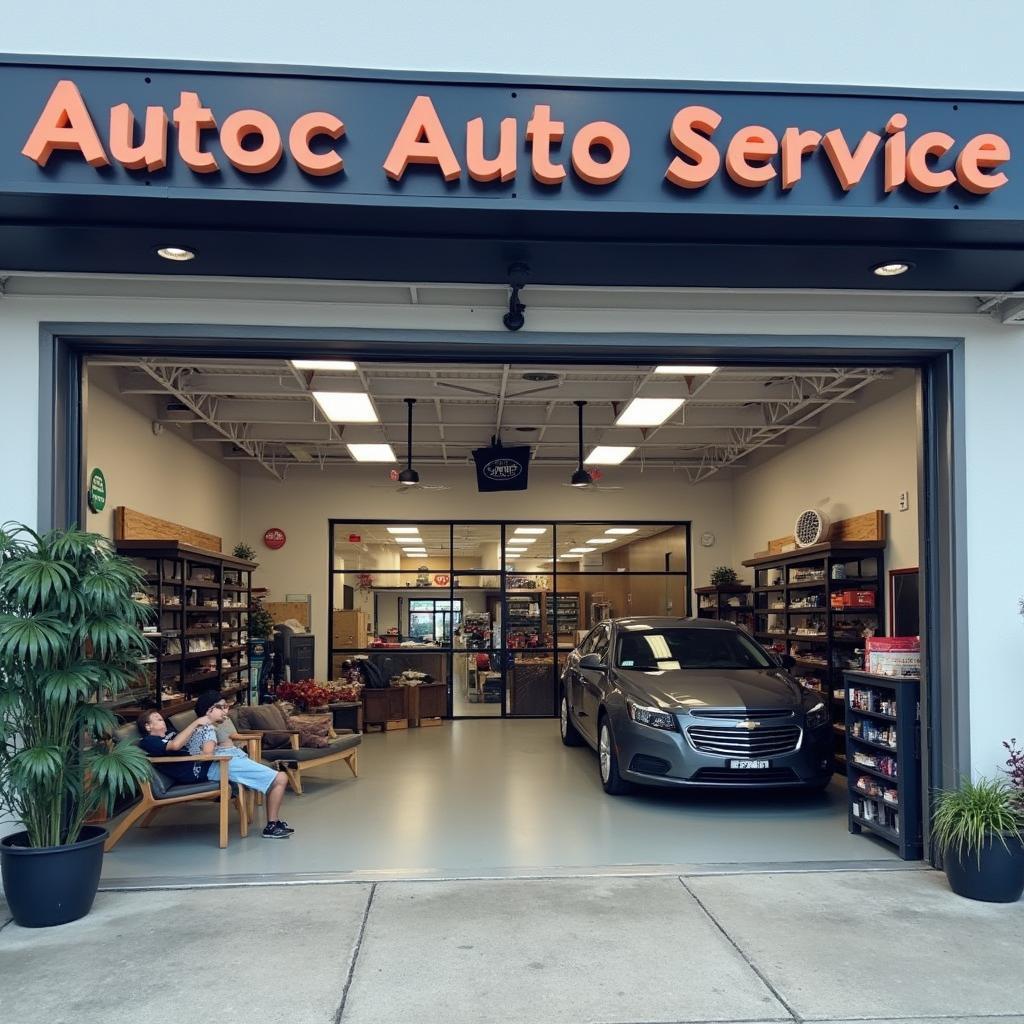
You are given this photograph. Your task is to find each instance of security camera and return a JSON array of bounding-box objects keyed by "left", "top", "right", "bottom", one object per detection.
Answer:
[
  {"left": 503, "top": 291, "right": 526, "bottom": 332},
  {"left": 502, "top": 261, "right": 530, "bottom": 331}
]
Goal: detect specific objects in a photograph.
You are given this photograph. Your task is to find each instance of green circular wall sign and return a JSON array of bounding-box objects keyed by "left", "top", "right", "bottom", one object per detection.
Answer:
[{"left": 87, "top": 468, "right": 107, "bottom": 513}]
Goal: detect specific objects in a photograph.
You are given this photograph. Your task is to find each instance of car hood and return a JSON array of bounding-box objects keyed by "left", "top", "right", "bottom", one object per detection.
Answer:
[{"left": 613, "top": 667, "right": 804, "bottom": 711}]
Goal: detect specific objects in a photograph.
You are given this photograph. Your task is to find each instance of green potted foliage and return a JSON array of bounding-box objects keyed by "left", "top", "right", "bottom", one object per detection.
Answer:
[
  {"left": 932, "top": 776, "right": 1024, "bottom": 903},
  {"left": 709, "top": 566, "right": 739, "bottom": 586},
  {"left": 0, "top": 524, "right": 152, "bottom": 927},
  {"left": 232, "top": 541, "right": 256, "bottom": 561}
]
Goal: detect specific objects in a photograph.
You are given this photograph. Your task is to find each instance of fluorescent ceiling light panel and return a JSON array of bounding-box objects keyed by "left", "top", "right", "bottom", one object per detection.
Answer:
[
  {"left": 585, "top": 446, "right": 635, "bottom": 465},
  {"left": 505, "top": 554, "right": 521, "bottom": 560},
  {"left": 403, "top": 549, "right": 427, "bottom": 555},
  {"left": 569, "top": 547, "right": 596, "bottom": 553},
  {"left": 586, "top": 538, "right": 615, "bottom": 544},
  {"left": 616, "top": 397, "right": 684, "bottom": 426},
  {"left": 505, "top": 547, "right": 528, "bottom": 553},
  {"left": 312, "top": 391, "right": 378, "bottom": 423},
  {"left": 291, "top": 359, "right": 358, "bottom": 371},
  {"left": 510, "top": 537, "right": 537, "bottom": 544},
  {"left": 346, "top": 443, "right": 396, "bottom": 462},
  {"left": 513, "top": 527, "right": 547, "bottom": 535},
  {"left": 653, "top": 365, "right": 718, "bottom": 374},
  {"left": 605, "top": 527, "right": 639, "bottom": 535},
  {"left": 387, "top": 527, "right": 420, "bottom": 535}
]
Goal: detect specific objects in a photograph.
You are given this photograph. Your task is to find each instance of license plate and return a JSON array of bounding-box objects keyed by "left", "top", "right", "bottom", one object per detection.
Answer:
[{"left": 729, "top": 759, "right": 770, "bottom": 769}]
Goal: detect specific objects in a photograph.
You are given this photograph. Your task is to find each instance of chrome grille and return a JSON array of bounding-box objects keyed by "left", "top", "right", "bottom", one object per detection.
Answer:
[
  {"left": 686, "top": 724, "right": 802, "bottom": 756},
  {"left": 689, "top": 708, "right": 795, "bottom": 720}
]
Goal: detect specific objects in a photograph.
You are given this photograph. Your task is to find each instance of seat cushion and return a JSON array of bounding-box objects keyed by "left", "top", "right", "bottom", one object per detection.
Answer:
[
  {"left": 152, "top": 775, "right": 220, "bottom": 800},
  {"left": 264, "top": 733, "right": 362, "bottom": 762}
]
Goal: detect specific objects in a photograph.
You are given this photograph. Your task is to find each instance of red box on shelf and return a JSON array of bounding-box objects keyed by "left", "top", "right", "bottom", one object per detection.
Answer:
[
  {"left": 865, "top": 636, "right": 920, "bottom": 677},
  {"left": 846, "top": 590, "right": 876, "bottom": 608}
]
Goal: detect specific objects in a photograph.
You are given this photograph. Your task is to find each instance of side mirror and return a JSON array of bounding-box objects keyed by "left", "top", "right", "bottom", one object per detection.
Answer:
[
  {"left": 579, "top": 652, "right": 607, "bottom": 671},
  {"left": 778, "top": 654, "right": 796, "bottom": 670}
]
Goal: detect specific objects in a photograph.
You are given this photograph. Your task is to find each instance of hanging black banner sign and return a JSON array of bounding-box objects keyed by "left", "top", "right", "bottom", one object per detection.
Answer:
[{"left": 472, "top": 444, "right": 530, "bottom": 492}]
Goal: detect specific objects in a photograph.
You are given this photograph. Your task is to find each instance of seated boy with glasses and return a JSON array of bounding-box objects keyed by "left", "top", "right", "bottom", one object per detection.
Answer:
[{"left": 144, "top": 688, "right": 292, "bottom": 839}]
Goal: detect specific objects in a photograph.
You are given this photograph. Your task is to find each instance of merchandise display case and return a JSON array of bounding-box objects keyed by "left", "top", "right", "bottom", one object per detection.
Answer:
[
  {"left": 115, "top": 541, "right": 257, "bottom": 718},
  {"left": 695, "top": 583, "right": 753, "bottom": 631},
  {"left": 743, "top": 541, "right": 885, "bottom": 772},
  {"left": 843, "top": 670, "right": 923, "bottom": 860}
]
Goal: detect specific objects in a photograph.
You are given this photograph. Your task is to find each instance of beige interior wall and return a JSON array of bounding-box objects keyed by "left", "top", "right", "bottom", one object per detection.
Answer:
[
  {"left": 84, "top": 382, "right": 242, "bottom": 545},
  {"left": 732, "top": 383, "right": 920, "bottom": 580},
  {"left": 240, "top": 465, "right": 734, "bottom": 679}
]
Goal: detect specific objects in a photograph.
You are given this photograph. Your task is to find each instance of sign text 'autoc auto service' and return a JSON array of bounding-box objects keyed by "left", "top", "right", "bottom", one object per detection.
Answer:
[{"left": 21, "top": 80, "right": 1010, "bottom": 197}]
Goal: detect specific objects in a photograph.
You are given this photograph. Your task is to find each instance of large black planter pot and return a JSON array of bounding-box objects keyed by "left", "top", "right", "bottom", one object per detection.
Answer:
[
  {"left": 943, "top": 834, "right": 1024, "bottom": 903},
  {"left": 1, "top": 825, "right": 107, "bottom": 927}
]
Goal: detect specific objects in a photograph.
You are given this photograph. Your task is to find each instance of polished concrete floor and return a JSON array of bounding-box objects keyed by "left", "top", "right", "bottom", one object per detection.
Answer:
[{"left": 100, "top": 719, "right": 895, "bottom": 885}]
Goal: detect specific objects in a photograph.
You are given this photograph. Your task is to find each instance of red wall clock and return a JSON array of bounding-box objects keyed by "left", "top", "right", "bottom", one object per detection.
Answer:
[{"left": 263, "top": 528, "right": 287, "bottom": 550}]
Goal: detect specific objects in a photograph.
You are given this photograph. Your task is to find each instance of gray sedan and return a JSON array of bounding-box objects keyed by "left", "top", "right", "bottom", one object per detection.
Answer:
[{"left": 559, "top": 617, "right": 834, "bottom": 794}]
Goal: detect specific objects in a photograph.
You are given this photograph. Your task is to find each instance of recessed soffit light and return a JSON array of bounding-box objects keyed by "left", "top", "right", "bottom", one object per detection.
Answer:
[
  {"left": 616, "top": 397, "right": 685, "bottom": 427},
  {"left": 569, "top": 547, "right": 596, "bottom": 553},
  {"left": 586, "top": 538, "right": 616, "bottom": 544},
  {"left": 606, "top": 528, "right": 639, "bottom": 535},
  {"left": 872, "top": 261, "right": 913, "bottom": 277},
  {"left": 514, "top": 527, "right": 547, "bottom": 535},
  {"left": 387, "top": 527, "right": 420, "bottom": 535},
  {"left": 156, "top": 246, "right": 195, "bottom": 262}
]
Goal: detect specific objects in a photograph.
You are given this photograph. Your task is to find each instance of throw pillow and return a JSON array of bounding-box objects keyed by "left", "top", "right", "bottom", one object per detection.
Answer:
[
  {"left": 288, "top": 712, "right": 332, "bottom": 748},
  {"left": 237, "top": 703, "right": 292, "bottom": 748}
]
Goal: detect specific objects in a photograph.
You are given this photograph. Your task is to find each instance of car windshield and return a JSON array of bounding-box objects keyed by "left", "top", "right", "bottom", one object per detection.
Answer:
[{"left": 615, "top": 627, "right": 772, "bottom": 671}]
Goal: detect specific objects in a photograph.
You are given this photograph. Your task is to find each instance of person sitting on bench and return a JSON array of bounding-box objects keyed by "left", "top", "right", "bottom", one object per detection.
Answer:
[{"left": 137, "top": 694, "right": 292, "bottom": 839}]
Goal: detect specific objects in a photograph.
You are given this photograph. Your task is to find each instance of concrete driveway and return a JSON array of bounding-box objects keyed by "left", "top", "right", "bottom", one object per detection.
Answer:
[{"left": 2, "top": 867, "right": 1022, "bottom": 1024}]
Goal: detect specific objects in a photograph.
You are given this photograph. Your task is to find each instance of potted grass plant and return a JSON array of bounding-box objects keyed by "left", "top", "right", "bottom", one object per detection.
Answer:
[
  {"left": 0, "top": 524, "right": 152, "bottom": 927},
  {"left": 932, "top": 776, "right": 1024, "bottom": 903}
]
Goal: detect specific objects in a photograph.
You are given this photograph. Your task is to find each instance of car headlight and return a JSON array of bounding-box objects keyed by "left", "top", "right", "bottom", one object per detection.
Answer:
[
  {"left": 626, "top": 699, "right": 678, "bottom": 731},
  {"left": 804, "top": 701, "right": 829, "bottom": 730}
]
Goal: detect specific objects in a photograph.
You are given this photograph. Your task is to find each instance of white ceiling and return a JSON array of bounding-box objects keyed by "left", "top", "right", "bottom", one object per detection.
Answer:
[{"left": 91, "top": 356, "right": 903, "bottom": 484}]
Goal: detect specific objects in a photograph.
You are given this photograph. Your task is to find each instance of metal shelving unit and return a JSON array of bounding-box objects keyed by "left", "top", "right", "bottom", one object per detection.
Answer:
[{"left": 843, "top": 670, "right": 923, "bottom": 860}]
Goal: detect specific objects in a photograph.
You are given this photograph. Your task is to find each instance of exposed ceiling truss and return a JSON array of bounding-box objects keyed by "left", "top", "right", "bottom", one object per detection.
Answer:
[{"left": 95, "top": 357, "right": 894, "bottom": 484}]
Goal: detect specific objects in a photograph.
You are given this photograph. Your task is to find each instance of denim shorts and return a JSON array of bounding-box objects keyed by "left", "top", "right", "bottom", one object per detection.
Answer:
[{"left": 208, "top": 747, "right": 278, "bottom": 794}]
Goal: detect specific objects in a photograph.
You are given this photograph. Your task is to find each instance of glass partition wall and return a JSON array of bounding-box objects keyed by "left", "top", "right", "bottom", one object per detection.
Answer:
[{"left": 329, "top": 521, "right": 690, "bottom": 718}]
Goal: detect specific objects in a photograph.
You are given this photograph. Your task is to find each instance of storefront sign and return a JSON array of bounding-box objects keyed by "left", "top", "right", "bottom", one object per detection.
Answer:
[
  {"left": 473, "top": 445, "right": 530, "bottom": 492},
  {"left": 87, "top": 467, "right": 106, "bottom": 512},
  {"left": 4, "top": 58, "right": 1024, "bottom": 289},
  {"left": 263, "top": 527, "right": 286, "bottom": 550},
  {"left": 15, "top": 79, "right": 1010, "bottom": 199}
]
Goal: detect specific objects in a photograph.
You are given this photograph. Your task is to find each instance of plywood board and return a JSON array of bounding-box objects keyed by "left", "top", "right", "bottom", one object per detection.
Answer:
[
  {"left": 765, "top": 511, "right": 885, "bottom": 555},
  {"left": 266, "top": 601, "right": 310, "bottom": 628},
  {"left": 114, "top": 507, "right": 222, "bottom": 553}
]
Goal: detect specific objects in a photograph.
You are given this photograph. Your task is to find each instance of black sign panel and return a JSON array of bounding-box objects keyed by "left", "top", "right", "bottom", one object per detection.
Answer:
[{"left": 472, "top": 445, "right": 530, "bottom": 492}]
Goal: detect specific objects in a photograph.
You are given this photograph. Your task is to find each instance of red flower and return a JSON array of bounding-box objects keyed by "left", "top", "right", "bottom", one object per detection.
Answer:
[{"left": 277, "top": 679, "right": 334, "bottom": 711}]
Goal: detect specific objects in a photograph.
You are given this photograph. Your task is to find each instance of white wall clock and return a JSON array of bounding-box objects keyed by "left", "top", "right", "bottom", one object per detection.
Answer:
[{"left": 700, "top": 531, "right": 716, "bottom": 547}]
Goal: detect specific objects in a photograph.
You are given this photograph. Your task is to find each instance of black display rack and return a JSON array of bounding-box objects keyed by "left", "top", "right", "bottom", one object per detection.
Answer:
[
  {"left": 843, "top": 670, "right": 923, "bottom": 860},
  {"left": 115, "top": 541, "right": 257, "bottom": 718},
  {"left": 743, "top": 541, "right": 885, "bottom": 771}
]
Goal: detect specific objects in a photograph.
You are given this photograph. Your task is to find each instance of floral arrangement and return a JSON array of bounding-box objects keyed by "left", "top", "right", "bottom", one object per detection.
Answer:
[
  {"left": 356, "top": 573, "right": 375, "bottom": 590},
  {"left": 277, "top": 679, "right": 335, "bottom": 711}
]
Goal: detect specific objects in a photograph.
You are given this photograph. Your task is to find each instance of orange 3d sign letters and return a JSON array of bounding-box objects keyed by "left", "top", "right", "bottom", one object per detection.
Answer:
[{"left": 20, "top": 80, "right": 1011, "bottom": 200}]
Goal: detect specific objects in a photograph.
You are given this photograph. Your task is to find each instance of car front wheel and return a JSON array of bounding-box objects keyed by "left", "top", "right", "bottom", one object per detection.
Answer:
[
  {"left": 560, "top": 692, "right": 584, "bottom": 747},
  {"left": 598, "top": 717, "right": 630, "bottom": 795}
]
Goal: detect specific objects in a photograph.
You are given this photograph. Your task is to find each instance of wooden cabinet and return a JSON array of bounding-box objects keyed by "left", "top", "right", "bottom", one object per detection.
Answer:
[
  {"left": 362, "top": 687, "right": 410, "bottom": 731},
  {"left": 332, "top": 609, "right": 369, "bottom": 648}
]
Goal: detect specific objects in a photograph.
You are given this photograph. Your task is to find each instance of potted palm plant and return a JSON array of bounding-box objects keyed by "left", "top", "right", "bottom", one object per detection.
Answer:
[
  {"left": 932, "top": 776, "right": 1024, "bottom": 903},
  {"left": 0, "top": 524, "right": 152, "bottom": 927}
]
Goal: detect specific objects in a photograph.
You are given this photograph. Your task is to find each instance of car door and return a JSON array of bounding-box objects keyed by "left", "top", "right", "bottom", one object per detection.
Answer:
[
  {"left": 567, "top": 627, "right": 599, "bottom": 724},
  {"left": 579, "top": 623, "right": 611, "bottom": 742}
]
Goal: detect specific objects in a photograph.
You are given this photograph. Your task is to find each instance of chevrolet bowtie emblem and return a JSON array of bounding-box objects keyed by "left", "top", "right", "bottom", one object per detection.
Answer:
[{"left": 737, "top": 720, "right": 760, "bottom": 730}]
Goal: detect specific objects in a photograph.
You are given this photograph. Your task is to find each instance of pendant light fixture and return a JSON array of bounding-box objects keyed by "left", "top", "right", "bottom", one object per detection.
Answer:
[
  {"left": 398, "top": 398, "right": 420, "bottom": 485},
  {"left": 570, "top": 400, "right": 593, "bottom": 487}
]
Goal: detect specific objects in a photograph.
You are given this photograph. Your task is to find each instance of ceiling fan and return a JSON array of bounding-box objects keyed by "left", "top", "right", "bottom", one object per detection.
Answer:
[
  {"left": 562, "top": 400, "right": 623, "bottom": 492},
  {"left": 373, "top": 397, "right": 450, "bottom": 493}
]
